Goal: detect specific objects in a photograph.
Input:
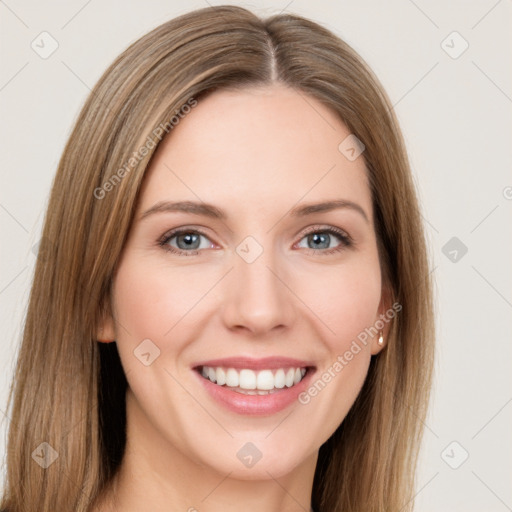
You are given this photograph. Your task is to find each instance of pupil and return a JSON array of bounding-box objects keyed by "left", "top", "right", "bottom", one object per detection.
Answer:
[
  {"left": 179, "top": 233, "right": 199, "bottom": 249},
  {"left": 310, "top": 233, "right": 329, "bottom": 249}
]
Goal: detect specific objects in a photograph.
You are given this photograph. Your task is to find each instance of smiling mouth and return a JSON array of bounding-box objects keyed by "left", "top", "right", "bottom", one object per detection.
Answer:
[{"left": 195, "top": 365, "right": 313, "bottom": 395}]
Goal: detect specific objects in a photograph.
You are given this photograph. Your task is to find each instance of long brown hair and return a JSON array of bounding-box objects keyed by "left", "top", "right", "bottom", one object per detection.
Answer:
[{"left": 0, "top": 5, "right": 434, "bottom": 511}]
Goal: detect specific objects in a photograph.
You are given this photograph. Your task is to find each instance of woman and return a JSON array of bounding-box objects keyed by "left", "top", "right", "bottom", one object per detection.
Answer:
[{"left": 0, "top": 5, "right": 434, "bottom": 511}]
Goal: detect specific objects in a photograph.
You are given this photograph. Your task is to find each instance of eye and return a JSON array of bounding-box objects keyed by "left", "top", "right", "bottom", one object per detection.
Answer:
[
  {"left": 158, "top": 225, "right": 353, "bottom": 257},
  {"left": 158, "top": 228, "right": 214, "bottom": 256},
  {"left": 295, "top": 225, "right": 353, "bottom": 255}
]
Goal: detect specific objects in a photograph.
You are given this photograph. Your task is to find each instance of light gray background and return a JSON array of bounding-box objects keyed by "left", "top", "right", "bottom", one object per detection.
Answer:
[{"left": 1, "top": 1, "right": 511, "bottom": 510}]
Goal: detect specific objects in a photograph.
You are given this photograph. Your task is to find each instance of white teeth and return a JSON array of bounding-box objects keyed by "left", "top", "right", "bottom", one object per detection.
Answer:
[
  {"left": 239, "top": 369, "right": 256, "bottom": 389},
  {"left": 274, "top": 369, "right": 285, "bottom": 389},
  {"left": 225, "top": 368, "right": 239, "bottom": 387},
  {"left": 285, "top": 368, "right": 295, "bottom": 387},
  {"left": 216, "top": 367, "right": 226, "bottom": 386},
  {"left": 256, "top": 370, "right": 274, "bottom": 390},
  {"left": 199, "top": 365, "right": 308, "bottom": 391}
]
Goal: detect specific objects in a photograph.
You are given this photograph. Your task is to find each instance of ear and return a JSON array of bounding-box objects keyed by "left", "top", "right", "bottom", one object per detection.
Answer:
[
  {"left": 370, "top": 283, "right": 394, "bottom": 355},
  {"left": 97, "top": 302, "right": 116, "bottom": 343}
]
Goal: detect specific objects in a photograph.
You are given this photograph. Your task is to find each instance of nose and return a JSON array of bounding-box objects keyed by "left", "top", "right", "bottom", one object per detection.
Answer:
[{"left": 220, "top": 244, "right": 297, "bottom": 336}]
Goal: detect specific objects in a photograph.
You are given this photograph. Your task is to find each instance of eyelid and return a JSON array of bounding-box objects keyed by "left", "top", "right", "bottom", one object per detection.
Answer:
[
  {"left": 157, "top": 223, "right": 213, "bottom": 241},
  {"left": 300, "top": 224, "right": 352, "bottom": 242}
]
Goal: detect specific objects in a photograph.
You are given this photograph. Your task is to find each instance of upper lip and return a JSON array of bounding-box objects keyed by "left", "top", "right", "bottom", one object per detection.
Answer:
[{"left": 192, "top": 356, "right": 316, "bottom": 371}]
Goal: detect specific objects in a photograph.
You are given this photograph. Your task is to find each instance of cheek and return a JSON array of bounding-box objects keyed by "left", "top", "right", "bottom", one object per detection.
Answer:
[
  {"left": 109, "top": 258, "right": 208, "bottom": 426},
  {"left": 296, "top": 261, "right": 381, "bottom": 434},
  {"left": 296, "top": 254, "right": 382, "bottom": 350},
  {"left": 112, "top": 257, "right": 210, "bottom": 344}
]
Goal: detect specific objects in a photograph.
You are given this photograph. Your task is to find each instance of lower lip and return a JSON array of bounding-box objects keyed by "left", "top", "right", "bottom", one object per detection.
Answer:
[{"left": 193, "top": 368, "right": 315, "bottom": 416}]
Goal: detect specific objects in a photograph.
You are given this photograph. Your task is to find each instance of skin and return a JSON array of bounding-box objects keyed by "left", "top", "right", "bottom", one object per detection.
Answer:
[{"left": 96, "top": 84, "right": 390, "bottom": 512}]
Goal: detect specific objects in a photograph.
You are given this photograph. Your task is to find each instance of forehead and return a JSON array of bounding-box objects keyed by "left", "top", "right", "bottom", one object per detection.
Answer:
[{"left": 138, "top": 85, "right": 372, "bottom": 220}]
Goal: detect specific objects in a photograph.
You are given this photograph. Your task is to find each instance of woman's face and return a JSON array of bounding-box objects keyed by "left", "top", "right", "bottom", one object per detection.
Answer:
[{"left": 101, "top": 84, "right": 389, "bottom": 479}]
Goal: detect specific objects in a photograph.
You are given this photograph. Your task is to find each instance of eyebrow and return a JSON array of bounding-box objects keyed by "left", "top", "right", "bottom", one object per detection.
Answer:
[{"left": 139, "top": 199, "right": 369, "bottom": 223}]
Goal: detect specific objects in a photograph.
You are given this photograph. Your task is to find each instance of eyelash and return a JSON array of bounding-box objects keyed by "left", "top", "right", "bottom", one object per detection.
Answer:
[{"left": 157, "top": 225, "right": 353, "bottom": 257}]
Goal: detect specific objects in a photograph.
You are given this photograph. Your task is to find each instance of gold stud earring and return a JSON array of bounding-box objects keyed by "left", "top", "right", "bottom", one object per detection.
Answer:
[{"left": 378, "top": 331, "right": 384, "bottom": 346}]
